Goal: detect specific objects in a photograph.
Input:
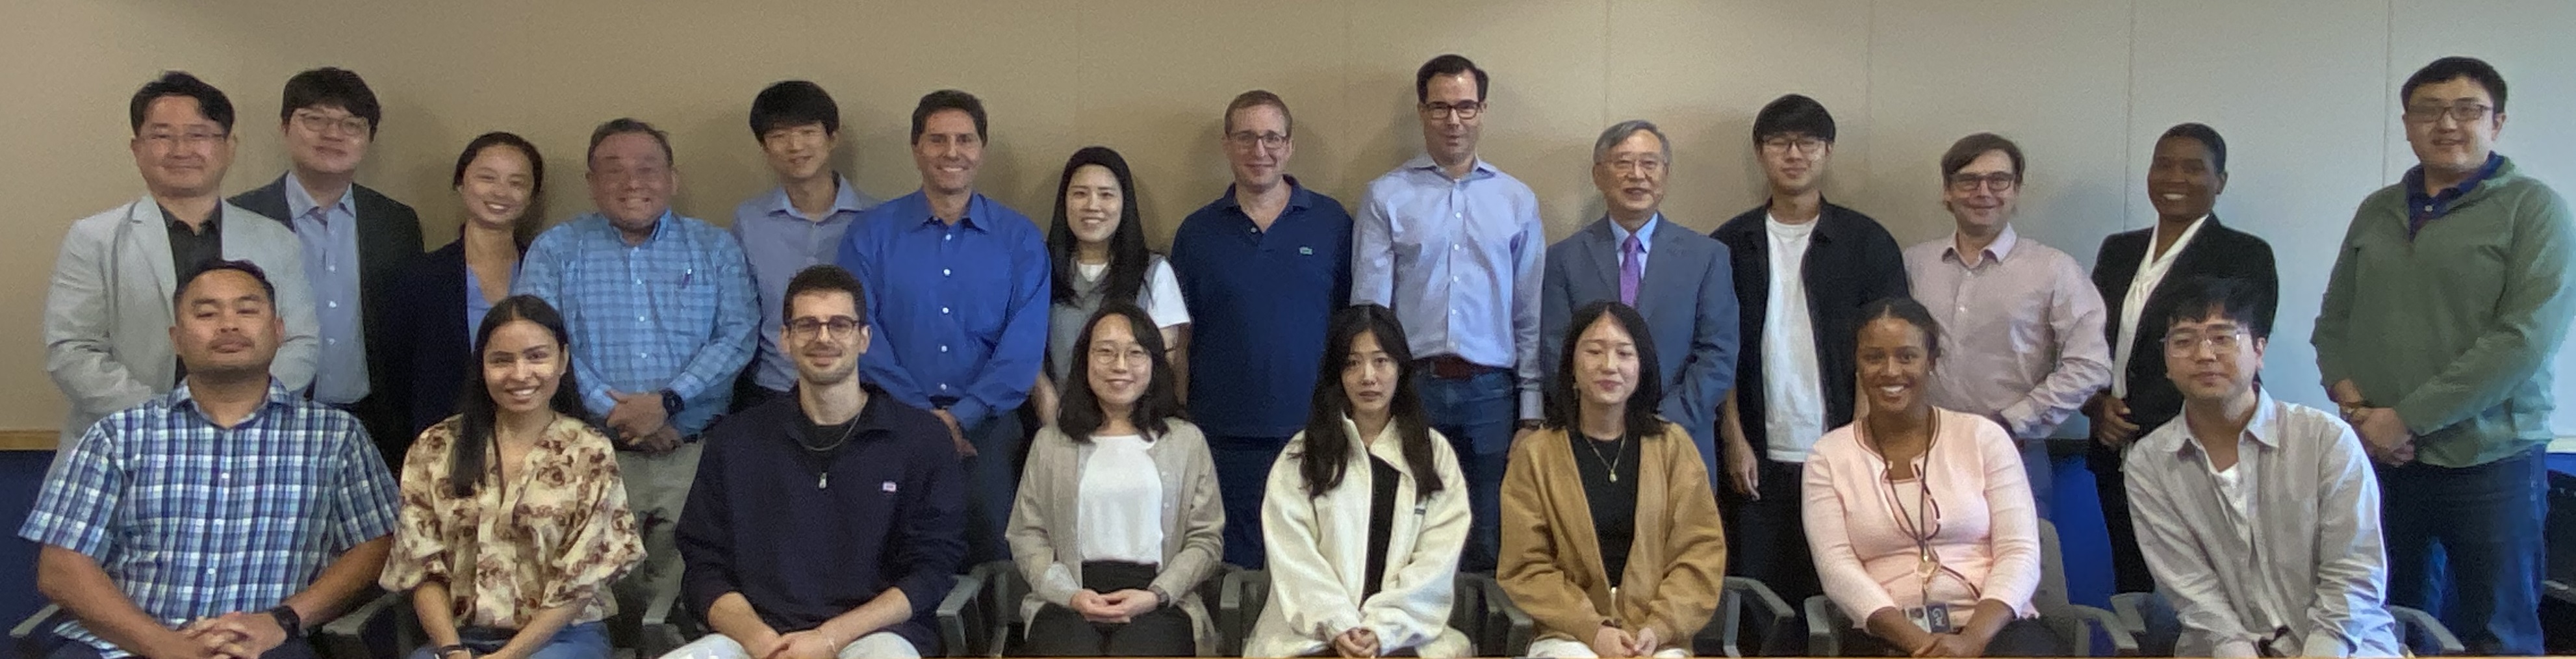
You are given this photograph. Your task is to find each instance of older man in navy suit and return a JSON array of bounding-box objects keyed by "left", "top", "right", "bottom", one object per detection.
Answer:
[{"left": 1540, "top": 119, "right": 1739, "bottom": 485}]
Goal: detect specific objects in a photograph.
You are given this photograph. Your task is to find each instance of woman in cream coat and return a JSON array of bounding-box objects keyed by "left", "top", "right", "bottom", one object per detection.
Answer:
[
  {"left": 1007, "top": 302, "right": 1227, "bottom": 656},
  {"left": 1251, "top": 305, "right": 1473, "bottom": 658}
]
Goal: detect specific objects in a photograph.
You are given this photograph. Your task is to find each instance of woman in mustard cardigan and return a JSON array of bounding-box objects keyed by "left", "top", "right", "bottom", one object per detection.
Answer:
[{"left": 1498, "top": 301, "right": 1729, "bottom": 658}]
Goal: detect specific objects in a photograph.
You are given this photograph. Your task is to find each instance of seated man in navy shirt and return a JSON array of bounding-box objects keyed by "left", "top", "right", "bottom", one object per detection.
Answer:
[{"left": 671, "top": 265, "right": 969, "bottom": 659}]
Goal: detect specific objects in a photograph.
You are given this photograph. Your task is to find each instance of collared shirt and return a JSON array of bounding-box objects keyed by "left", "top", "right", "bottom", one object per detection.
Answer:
[
  {"left": 735, "top": 176, "right": 880, "bottom": 392},
  {"left": 161, "top": 203, "right": 223, "bottom": 285},
  {"left": 1903, "top": 226, "right": 2113, "bottom": 439},
  {"left": 284, "top": 171, "right": 370, "bottom": 405},
  {"left": 1353, "top": 155, "right": 1546, "bottom": 418},
  {"left": 679, "top": 386, "right": 966, "bottom": 654},
  {"left": 1171, "top": 181, "right": 1353, "bottom": 437},
  {"left": 2111, "top": 216, "right": 2207, "bottom": 398},
  {"left": 515, "top": 212, "right": 758, "bottom": 437},
  {"left": 2124, "top": 392, "right": 2401, "bottom": 658},
  {"left": 1610, "top": 214, "right": 1660, "bottom": 274},
  {"left": 18, "top": 380, "right": 400, "bottom": 658},
  {"left": 381, "top": 415, "right": 644, "bottom": 628},
  {"left": 2403, "top": 152, "right": 2505, "bottom": 238},
  {"left": 835, "top": 191, "right": 1049, "bottom": 428}
]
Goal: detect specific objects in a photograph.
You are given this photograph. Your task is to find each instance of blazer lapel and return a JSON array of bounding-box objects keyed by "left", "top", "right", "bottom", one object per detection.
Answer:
[
  {"left": 1635, "top": 222, "right": 1694, "bottom": 325},
  {"left": 1580, "top": 220, "right": 1622, "bottom": 299},
  {"left": 127, "top": 198, "right": 179, "bottom": 305}
]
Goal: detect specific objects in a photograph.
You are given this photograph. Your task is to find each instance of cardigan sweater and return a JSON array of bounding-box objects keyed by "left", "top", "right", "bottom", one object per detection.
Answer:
[
  {"left": 1251, "top": 418, "right": 1473, "bottom": 658},
  {"left": 1497, "top": 421, "right": 1728, "bottom": 648},
  {"left": 1004, "top": 420, "right": 1225, "bottom": 653}
]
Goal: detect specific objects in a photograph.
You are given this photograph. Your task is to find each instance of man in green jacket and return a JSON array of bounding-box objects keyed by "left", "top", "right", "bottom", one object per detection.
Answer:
[{"left": 2312, "top": 55, "right": 2573, "bottom": 656}]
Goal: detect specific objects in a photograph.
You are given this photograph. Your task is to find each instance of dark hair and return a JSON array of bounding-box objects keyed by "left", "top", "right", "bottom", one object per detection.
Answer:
[
  {"left": 750, "top": 80, "right": 841, "bottom": 138},
  {"left": 782, "top": 264, "right": 869, "bottom": 326},
  {"left": 1941, "top": 132, "right": 2025, "bottom": 181},
  {"left": 587, "top": 117, "right": 674, "bottom": 165},
  {"left": 450, "top": 131, "right": 548, "bottom": 248},
  {"left": 2401, "top": 56, "right": 2507, "bottom": 114},
  {"left": 1222, "top": 90, "right": 1294, "bottom": 136},
  {"left": 1855, "top": 297, "right": 1945, "bottom": 362},
  {"left": 1546, "top": 302, "right": 1666, "bottom": 442},
  {"left": 448, "top": 295, "right": 592, "bottom": 498},
  {"left": 1048, "top": 146, "right": 1152, "bottom": 306},
  {"left": 1297, "top": 305, "right": 1444, "bottom": 500},
  {"left": 2157, "top": 122, "right": 2228, "bottom": 175},
  {"left": 279, "top": 67, "right": 381, "bottom": 136},
  {"left": 129, "top": 71, "right": 235, "bottom": 135},
  {"left": 1058, "top": 301, "right": 1184, "bottom": 441},
  {"left": 910, "top": 89, "right": 988, "bottom": 143},
  {"left": 1414, "top": 54, "right": 1490, "bottom": 103},
  {"left": 172, "top": 259, "right": 275, "bottom": 309},
  {"left": 2163, "top": 276, "right": 2271, "bottom": 341},
  {"left": 1752, "top": 93, "right": 1836, "bottom": 144}
]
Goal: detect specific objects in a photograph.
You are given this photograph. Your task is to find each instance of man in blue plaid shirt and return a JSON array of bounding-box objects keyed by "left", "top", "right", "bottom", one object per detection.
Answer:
[{"left": 20, "top": 260, "right": 400, "bottom": 659}]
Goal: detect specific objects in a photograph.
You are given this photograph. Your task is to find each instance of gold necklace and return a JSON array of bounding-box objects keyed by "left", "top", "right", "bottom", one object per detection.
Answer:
[{"left": 1581, "top": 433, "right": 1628, "bottom": 483}]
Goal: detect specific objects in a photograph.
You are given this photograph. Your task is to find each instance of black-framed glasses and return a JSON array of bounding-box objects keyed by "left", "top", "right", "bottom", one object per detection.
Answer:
[
  {"left": 787, "top": 316, "right": 863, "bottom": 339},
  {"left": 1761, "top": 136, "right": 1828, "bottom": 155},
  {"left": 1226, "top": 131, "right": 1290, "bottom": 150},
  {"left": 2403, "top": 103, "right": 2494, "bottom": 125},
  {"left": 1947, "top": 172, "right": 2019, "bottom": 192},
  {"left": 1421, "top": 101, "right": 1485, "bottom": 119}
]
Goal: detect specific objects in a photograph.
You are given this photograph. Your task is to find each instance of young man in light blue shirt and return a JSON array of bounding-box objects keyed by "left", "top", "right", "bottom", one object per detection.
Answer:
[{"left": 732, "top": 81, "right": 880, "bottom": 411}]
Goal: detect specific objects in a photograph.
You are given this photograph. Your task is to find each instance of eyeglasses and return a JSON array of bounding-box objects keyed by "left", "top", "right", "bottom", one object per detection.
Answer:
[
  {"left": 1761, "top": 136, "right": 1828, "bottom": 155},
  {"left": 1227, "top": 131, "right": 1289, "bottom": 150},
  {"left": 2163, "top": 329, "right": 2247, "bottom": 355},
  {"left": 787, "top": 316, "right": 863, "bottom": 339},
  {"left": 1604, "top": 157, "right": 1666, "bottom": 175},
  {"left": 2403, "top": 103, "right": 2495, "bottom": 125},
  {"left": 141, "top": 130, "right": 227, "bottom": 148},
  {"left": 1421, "top": 101, "right": 1485, "bottom": 120},
  {"left": 292, "top": 111, "right": 371, "bottom": 136},
  {"left": 1947, "top": 172, "right": 2019, "bottom": 192}
]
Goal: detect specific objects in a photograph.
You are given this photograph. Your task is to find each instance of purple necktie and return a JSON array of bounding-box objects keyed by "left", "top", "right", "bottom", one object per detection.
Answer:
[{"left": 1619, "top": 233, "right": 1642, "bottom": 305}]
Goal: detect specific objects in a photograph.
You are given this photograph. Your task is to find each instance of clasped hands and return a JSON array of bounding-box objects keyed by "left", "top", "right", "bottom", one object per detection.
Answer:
[
  {"left": 1590, "top": 623, "right": 1664, "bottom": 658},
  {"left": 606, "top": 390, "right": 681, "bottom": 454},
  {"left": 2331, "top": 380, "right": 2416, "bottom": 465},
  {"left": 1066, "top": 588, "right": 1161, "bottom": 625},
  {"left": 163, "top": 611, "right": 287, "bottom": 659}
]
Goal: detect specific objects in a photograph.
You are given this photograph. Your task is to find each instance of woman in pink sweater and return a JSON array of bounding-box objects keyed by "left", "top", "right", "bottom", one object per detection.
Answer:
[{"left": 1802, "top": 298, "right": 2050, "bottom": 656}]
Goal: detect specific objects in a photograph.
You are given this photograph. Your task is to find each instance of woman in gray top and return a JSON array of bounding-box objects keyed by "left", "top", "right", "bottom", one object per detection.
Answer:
[{"left": 1031, "top": 146, "right": 1191, "bottom": 425}]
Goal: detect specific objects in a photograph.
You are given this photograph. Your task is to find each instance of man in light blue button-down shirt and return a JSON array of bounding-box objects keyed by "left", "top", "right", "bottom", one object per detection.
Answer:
[
  {"left": 1351, "top": 55, "right": 1545, "bottom": 572},
  {"left": 732, "top": 81, "right": 879, "bottom": 410}
]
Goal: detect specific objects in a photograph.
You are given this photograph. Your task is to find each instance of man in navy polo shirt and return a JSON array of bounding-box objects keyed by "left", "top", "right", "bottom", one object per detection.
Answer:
[{"left": 1169, "top": 89, "right": 1353, "bottom": 569}]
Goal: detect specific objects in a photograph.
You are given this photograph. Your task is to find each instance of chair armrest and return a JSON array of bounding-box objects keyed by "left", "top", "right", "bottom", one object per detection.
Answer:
[
  {"left": 2108, "top": 592, "right": 2152, "bottom": 635},
  {"left": 1218, "top": 570, "right": 1259, "bottom": 658},
  {"left": 2390, "top": 605, "right": 2465, "bottom": 656},
  {"left": 314, "top": 589, "right": 402, "bottom": 659},
  {"left": 2545, "top": 579, "right": 2576, "bottom": 605},
  {"left": 935, "top": 567, "right": 989, "bottom": 658},
  {"left": 1470, "top": 574, "right": 1532, "bottom": 656},
  {"left": 14, "top": 604, "right": 62, "bottom": 641},
  {"left": 2037, "top": 603, "right": 2137, "bottom": 657},
  {"left": 1803, "top": 595, "right": 1843, "bottom": 656},
  {"left": 1722, "top": 576, "right": 1794, "bottom": 656}
]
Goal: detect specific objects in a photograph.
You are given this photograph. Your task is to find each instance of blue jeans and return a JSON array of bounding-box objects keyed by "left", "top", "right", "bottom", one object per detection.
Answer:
[
  {"left": 407, "top": 622, "right": 611, "bottom": 659},
  {"left": 1418, "top": 370, "right": 1514, "bottom": 573},
  {"left": 1209, "top": 434, "right": 1292, "bottom": 568},
  {"left": 2378, "top": 446, "right": 2547, "bottom": 655}
]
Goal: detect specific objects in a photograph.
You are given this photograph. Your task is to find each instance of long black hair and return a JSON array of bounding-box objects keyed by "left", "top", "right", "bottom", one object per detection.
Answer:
[
  {"left": 1058, "top": 300, "right": 1184, "bottom": 441},
  {"left": 1296, "top": 305, "right": 1444, "bottom": 500},
  {"left": 448, "top": 295, "right": 591, "bottom": 497},
  {"left": 1545, "top": 300, "right": 1666, "bottom": 441},
  {"left": 1047, "top": 146, "right": 1153, "bottom": 305}
]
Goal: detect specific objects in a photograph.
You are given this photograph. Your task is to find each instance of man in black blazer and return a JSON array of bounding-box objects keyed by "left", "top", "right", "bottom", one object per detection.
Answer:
[
  {"left": 1709, "top": 94, "right": 1909, "bottom": 610},
  {"left": 231, "top": 67, "right": 424, "bottom": 464},
  {"left": 2084, "top": 123, "right": 2276, "bottom": 595}
]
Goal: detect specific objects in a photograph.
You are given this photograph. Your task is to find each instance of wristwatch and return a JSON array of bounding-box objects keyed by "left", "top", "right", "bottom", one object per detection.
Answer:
[
  {"left": 660, "top": 389, "right": 683, "bottom": 417},
  {"left": 1517, "top": 419, "right": 1544, "bottom": 432},
  {"left": 266, "top": 605, "right": 303, "bottom": 640}
]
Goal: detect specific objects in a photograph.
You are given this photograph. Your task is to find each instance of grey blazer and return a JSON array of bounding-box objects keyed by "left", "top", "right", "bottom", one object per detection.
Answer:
[
  {"left": 1006, "top": 419, "right": 1225, "bottom": 654},
  {"left": 44, "top": 196, "right": 320, "bottom": 450},
  {"left": 1539, "top": 217, "right": 1740, "bottom": 481}
]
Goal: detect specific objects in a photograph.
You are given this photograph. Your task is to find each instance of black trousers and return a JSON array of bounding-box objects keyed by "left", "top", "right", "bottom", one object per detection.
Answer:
[
  {"left": 2090, "top": 465, "right": 2159, "bottom": 595},
  {"left": 1021, "top": 561, "right": 1195, "bottom": 656}
]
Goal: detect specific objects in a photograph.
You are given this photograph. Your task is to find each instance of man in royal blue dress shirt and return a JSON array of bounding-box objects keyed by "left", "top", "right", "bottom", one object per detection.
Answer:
[{"left": 835, "top": 89, "right": 1048, "bottom": 565}]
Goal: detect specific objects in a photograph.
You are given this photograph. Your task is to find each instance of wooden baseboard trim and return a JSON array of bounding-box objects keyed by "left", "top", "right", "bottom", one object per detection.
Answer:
[{"left": 0, "top": 430, "right": 56, "bottom": 452}]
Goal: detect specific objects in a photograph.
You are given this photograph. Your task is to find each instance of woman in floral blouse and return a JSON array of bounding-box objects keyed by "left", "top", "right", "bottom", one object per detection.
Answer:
[{"left": 382, "top": 295, "right": 644, "bottom": 659}]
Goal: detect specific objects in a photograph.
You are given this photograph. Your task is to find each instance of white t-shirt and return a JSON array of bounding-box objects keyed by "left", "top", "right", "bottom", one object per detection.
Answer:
[
  {"left": 1078, "top": 259, "right": 1192, "bottom": 330},
  {"left": 1076, "top": 434, "right": 1166, "bottom": 565},
  {"left": 1761, "top": 214, "right": 1829, "bottom": 461},
  {"left": 2111, "top": 216, "right": 2206, "bottom": 397}
]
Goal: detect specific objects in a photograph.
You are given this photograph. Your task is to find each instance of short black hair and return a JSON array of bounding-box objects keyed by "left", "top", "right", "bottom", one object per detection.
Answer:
[
  {"left": 173, "top": 259, "right": 276, "bottom": 309},
  {"left": 1941, "top": 132, "right": 2025, "bottom": 181},
  {"left": 2157, "top": 122, "right": 2228, "bottom": 175},
  {"left": 450, "top": 131, "right": 548, "bottom": 248},
  {"left": 1414, "top": 54, "right": 1489, "bottom": 103},
  {"left": 783, "top": 265, "right": 867, "bottom": 327},
  {"left": 910, "top": 89, "right": 988, "bottom": 144},
  {"left": 1752, "top": 93, "right": 1836, "bottom": 144},
  {"left": 2401, "top": 56, "right": 2508, "bottom": 114},
  {"left": 587, "top": 117, "right": 674, "bottom": 165},
  {"left": 2163, "top": 276, "right": 2271, "bottom": 340},
  {"left": 129, "top": 71, "right": 235, "bottom": 135},
  {"left": 750, "top": 80, "right": 841, "bottom": 139},
  {"left": 279, "top": 67, "right": 381, "bottom": 136},
  {"left": 1857, "top": 296, "right": 1944, "bottom": 362}
]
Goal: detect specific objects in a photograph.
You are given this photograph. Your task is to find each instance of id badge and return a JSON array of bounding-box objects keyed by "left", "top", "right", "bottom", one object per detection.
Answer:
[{"left": 1904, "top": 604, "right": 1955, "bottom": 634}]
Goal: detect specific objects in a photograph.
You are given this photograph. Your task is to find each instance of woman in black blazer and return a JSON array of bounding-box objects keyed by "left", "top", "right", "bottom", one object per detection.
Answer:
[
  {"left": 2083, "top": 123, "right": 2277, "bottom": 594},
  {"left": 384, "top": 132, "right": 547, "bottom": 437}
]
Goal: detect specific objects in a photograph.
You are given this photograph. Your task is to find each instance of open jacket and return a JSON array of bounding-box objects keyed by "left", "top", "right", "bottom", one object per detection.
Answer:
[
  {"left": 1498, "top": 421, "right": 1729, "bottom": 648},
  {"left": 1006, "top": 420, "right": 1225, "bottom": 654},
  {"left": 1250, "top": 419, "right": 1473, "bottom": 658}
]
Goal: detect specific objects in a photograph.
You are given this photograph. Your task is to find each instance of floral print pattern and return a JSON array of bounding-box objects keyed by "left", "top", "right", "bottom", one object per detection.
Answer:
[{"left": 380, "top": 415, "right": 645, "bottom": 628}]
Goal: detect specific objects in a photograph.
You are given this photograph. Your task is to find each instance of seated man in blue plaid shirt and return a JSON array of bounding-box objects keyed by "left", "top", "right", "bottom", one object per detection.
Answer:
[{"left": 20, "top": 259, "right": 401, "bottom": 659}]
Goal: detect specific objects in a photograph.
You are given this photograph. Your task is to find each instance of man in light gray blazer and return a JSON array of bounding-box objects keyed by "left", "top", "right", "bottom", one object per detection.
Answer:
[
  {"left": 45, "top": 71, "right": 318, "bottom": 456},
  {"left": 1540, "top": 120, "right": 1739, "bottom": 485}
]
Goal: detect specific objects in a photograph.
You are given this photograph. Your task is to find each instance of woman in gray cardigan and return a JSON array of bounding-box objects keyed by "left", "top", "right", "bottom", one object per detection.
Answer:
[{"left": 1007, "top": 301, "right": 1226, "bottom": 656}]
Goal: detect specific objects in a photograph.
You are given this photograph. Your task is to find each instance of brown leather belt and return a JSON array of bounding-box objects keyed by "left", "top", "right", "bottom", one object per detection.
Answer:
[{"left": 1416, "top": 355, "right": 1505, "bottom": 380}]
